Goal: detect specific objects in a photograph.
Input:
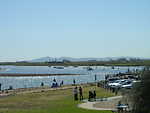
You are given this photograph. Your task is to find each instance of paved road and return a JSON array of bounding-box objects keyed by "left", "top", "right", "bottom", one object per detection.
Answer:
[{"left": 78, "top": 96, "right": 122, "bottom": 111}]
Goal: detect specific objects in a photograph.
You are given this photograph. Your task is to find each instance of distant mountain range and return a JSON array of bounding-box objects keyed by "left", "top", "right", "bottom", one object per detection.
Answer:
[{"left": 26, "top": 56, "right": 149, "bottom": 63}]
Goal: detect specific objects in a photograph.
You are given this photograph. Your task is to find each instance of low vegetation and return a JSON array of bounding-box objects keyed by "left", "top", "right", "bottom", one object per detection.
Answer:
[
  {"left": 0, "top": 85, "right": 115, "bottom": 113},
  {"left": 0, "top": 59, "right": 150, "bottom": 66}
]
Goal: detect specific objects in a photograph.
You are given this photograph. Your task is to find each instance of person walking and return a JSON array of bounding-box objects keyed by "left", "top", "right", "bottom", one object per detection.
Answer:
[
  {"left": 73, "top": 86, "right": 78, "bottom": 101},
  {"left": 79, "top": 86, "right": 83, "bottom": 100}
]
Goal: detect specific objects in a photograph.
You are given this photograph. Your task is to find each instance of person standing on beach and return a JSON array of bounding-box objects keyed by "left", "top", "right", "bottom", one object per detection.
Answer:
[
  {"left": 0, "top": 83, "right": 1, "bottom": 91},
  {"left": 41, "top": 82, "right": 44, "bottom": 87},
  {"left": 53, "top": 78, "right": 56, "bottom": 82},
  {"left": 73, "top": 79, "right": 76, "bottom": 85},
  {"left": 60, "top": 80, "right": 64, "bottom": 87},
  {"left": 73, "top": 86, "right": 78, "bottom": 101},
  {"left": 61, "top": 80, "right": 63, "bottom": 85},
  {"left": 79, "top": 86, "right": 83, "bottom": 100}
]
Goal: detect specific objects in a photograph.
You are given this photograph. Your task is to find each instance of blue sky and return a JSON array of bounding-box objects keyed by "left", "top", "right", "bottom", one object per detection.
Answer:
[{"left": 0, "top": 0, "right": 150, "bottom": 61}]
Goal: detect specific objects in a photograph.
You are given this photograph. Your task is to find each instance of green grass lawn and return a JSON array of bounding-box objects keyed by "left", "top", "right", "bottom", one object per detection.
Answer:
[{"left": 0, "top": 85, "right": 115, "bottom": 113}]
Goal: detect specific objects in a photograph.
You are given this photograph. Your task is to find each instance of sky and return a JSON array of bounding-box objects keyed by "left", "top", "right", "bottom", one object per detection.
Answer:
[{"left": 0, "top": 0, "right": 150, "bottom": 61}]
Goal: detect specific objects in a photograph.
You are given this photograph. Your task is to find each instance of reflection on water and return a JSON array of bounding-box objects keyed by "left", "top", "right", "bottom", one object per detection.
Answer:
[{"left": 0, "top": 66, "right": 143, "bottom": 90}]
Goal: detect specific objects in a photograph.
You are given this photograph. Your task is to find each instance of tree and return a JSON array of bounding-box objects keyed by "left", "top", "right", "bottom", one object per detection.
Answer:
[{"left": 132, "top": 67, "right": 150, "bottom": 113}]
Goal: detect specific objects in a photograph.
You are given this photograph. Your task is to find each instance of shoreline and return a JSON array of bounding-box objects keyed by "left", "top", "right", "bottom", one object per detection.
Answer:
[{"left": 0, "top": 73, "right": 81, "bottom": 77}]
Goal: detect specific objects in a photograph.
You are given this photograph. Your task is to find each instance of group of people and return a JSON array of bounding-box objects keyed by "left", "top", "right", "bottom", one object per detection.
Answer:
[
  {"left": 73, "top": 86, "right": 97, "bottom": 101},
  {"left": 73, "top": 86, "right": 83, "bottom": 101},
  {"left": 51, "top": 80, "right": 64, "bottom": 88},
  {"left": 40, "top": 78, "right": 64, "bottom": 88},
  {"left": 88, "top": 89, "right": 96, "bottom": 101}
]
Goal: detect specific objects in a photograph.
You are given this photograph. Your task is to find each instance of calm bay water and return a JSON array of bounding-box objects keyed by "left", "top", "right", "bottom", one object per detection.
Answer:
[{"left": 0, "top": 66, "right": 143, "bottom": 90}]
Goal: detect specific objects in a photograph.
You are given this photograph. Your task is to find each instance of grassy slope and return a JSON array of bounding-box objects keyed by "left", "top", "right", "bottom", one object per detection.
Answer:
[{"left": 0, "top": 86, "right": 115, "bottom": 113}]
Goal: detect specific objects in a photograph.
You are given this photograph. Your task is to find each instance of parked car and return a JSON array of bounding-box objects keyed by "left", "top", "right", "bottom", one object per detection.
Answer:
[
  {"left": 121, "top": 83, "right": 133, "bottom": 89},
  {"left": 121, "top": 80, "right": 138, "bottom": 89},
  {"left": 108, "top": 79, "right": 127, "bottom": 88}
]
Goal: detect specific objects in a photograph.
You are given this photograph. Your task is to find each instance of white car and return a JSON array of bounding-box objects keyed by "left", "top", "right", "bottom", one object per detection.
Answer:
[
  {"left": 121, "top": 80, "right": 133, "bottom": 89},
  {"left": 108, "top": 80, "right": 126, "bottom": 88}
]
